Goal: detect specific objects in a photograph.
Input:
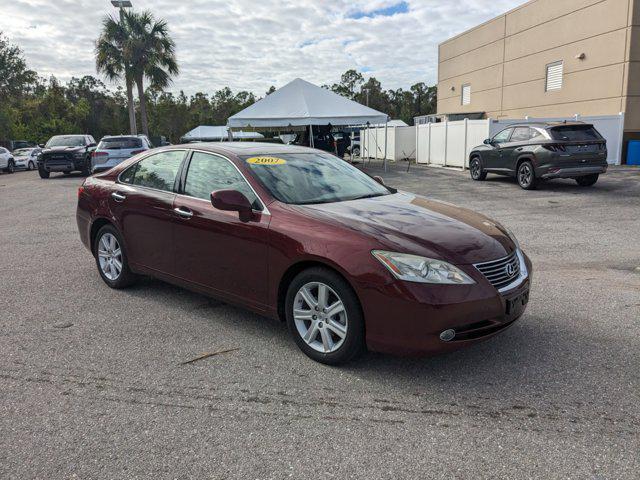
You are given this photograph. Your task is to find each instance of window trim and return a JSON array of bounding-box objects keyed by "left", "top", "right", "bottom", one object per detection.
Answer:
[
  {"left": 117, "top": 149, "right": 189, "bottom": 194},
  {"left": 545, "top": 61, "right": 563, "bottom": 92},
  {"left": 461, "top": 83, "right": 471, "bottom": 106},
  {"left": 178, "top": 149, "right": 270, "bottom": 215}
]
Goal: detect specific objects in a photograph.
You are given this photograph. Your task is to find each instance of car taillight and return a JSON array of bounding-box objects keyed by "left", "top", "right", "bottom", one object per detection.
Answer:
[
  {"left": 92, "top": 151, "right": 108, "bottom": 158},
  {"left": 130, "top": 149, "right": 146, "bottom": 155},
  {"left": 78, "top": 186, "right": 85, "bottom": 198},
  {"left": 542, "top": 144, "right": 565, "bottom": 152}
]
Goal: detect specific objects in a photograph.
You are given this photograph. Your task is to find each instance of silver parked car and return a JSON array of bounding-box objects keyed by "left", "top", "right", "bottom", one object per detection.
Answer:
[
  {"left": 0, "top": 147, "right": 15, "bottom": 173},
  {"left": 91, "top": 135, "right": 152, "bottom": 173},
  {"left": 12, "top": 147, "right": 42, "bottom": 170}
]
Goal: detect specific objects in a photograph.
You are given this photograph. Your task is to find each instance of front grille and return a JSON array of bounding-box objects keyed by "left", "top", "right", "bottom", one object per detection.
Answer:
[
  {"left": 43, "top": 153, "right": 73, "bottom": 165},
  {"left": 474, "top": 251, "right": 520, "bottom": 291}
]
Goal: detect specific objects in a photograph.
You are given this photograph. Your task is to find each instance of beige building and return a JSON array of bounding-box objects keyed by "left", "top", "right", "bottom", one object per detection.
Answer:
[{"left": 437, "top": 0, "right": 640, "bottom": 161}]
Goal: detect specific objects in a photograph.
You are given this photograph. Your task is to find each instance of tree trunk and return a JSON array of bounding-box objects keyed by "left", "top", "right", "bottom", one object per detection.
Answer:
[
  {"left": 136, "top": 75, "right": 149, "bottom": 138},
  {"left": 126, "top": 78, "right": 137, "bottom": 135}
]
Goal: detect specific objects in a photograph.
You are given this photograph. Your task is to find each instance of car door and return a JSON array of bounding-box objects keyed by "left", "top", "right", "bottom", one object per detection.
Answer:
[
  {"left": 0, "top": 148, "right": 8, "bottom": 168},
  {"left": 172, "top": 150, "right": 271, "bottom": 309},
  {"left": 110, "top": 149, "right": 186, "bottom": 276},
  {"left": 484, "top": 128, "right": 513, "bottom": 170},
  {"left": 501, "top": 126, "right": 531, "bottom": 172}
]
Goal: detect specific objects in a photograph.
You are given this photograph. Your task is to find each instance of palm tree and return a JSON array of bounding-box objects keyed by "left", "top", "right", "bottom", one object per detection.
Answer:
[
  {"left": 95, "top": 14, "right": 137, "bottom": 135},
  {"left": 124, "top": 11, "right": 178, "bottom": 138}
]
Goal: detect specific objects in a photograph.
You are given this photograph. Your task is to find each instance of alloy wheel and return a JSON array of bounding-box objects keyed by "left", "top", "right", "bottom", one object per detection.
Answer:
[
  {"left": 471, "top": 159, "right": 481, "bottom": 179},
  {"left": 97, "top": 233, "right": 123, "bottom": 281},
  {"left": 519, "top": 164, "right": 532, "bottom": 187},
  {"left": 293, "top": 282, "right": 348, "bottom": 353}
]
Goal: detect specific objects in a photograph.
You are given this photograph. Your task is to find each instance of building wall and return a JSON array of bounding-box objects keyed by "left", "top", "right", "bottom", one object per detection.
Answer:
[{"left": 437, "top": 0, "right": 640, "bottom": 135}]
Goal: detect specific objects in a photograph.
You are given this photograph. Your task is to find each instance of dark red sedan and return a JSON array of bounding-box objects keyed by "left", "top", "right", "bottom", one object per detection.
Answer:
[{"left": 77, "top": 143, "right": 532, "bottom": 364}]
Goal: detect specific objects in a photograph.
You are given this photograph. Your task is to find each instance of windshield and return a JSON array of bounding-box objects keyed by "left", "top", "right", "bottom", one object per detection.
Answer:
[
  {"left": 550, "top": 126, "right": 602, "bottom": 141},
  {"left": 98, "top": 137, "right": 142, "bottom": 150},
  {"left": 243, "top": 152, "right": 390, "bottom": 205},
  {"left": 13, "top": 149, "right": 32, "bottom": 156},
  {"left": 46, "top": 136, "right": 86, "bottom": 148}
]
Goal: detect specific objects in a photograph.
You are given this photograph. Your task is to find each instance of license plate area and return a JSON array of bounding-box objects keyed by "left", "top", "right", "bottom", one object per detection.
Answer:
[{"left": 505, "top": 289, "right": 529, "bottom": 319}]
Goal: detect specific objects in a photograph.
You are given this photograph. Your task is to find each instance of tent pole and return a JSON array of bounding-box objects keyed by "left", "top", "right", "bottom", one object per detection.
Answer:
[
  {"left": 310, "top": 125, "right": 314, "bottom": 148},
  {"left": 383, "top": 120, "right": 388, "bottom": 172}
]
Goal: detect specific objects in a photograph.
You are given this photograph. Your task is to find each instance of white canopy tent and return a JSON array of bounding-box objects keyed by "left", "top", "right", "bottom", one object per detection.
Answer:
[
  {"left": 181, "top": 125, "right": 263, "bottom": 143},
  {"left": 227, "top": 78, "right": 390, "bottom": 167}
]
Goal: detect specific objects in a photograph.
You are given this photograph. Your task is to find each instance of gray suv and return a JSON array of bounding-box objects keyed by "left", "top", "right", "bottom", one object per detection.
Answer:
[{"left": 469, "top": 122, "right": 608, "bottom": 189}]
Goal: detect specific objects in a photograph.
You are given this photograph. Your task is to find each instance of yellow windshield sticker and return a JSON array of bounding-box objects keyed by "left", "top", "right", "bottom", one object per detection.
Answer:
[{"left": 246, "top": 156, "right": 287, "bottom": 165}]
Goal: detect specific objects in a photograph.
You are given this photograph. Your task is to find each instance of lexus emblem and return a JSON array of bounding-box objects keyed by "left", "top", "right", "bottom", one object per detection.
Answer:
[{"left": 506, "top": 263, "right": 516, "bottom": 276}]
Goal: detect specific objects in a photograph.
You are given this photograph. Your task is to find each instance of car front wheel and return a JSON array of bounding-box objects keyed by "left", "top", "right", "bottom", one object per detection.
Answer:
[
  {"left": 5, "top": 160, "right": 15, "bottom": 174},
  {"left": 94, "top": 225, "right": 137, "bottom": 289},
  {"left": 285, "top": 267, "right": 364, "bottom": 365},
  {"left": 28, "top": 161, "right": 35, "bottom": 170},
  {"left": 38, "top": 166, "right": 50, "bottom": 179},
  {"left": 575, "top": 174, "right": 599, "bottom": 187},
  {"left": 470, "top": 157, "right": 487, "bottom": 181},
  {"left": 517, "top": 160, "right": 537, "bottom": 190}
]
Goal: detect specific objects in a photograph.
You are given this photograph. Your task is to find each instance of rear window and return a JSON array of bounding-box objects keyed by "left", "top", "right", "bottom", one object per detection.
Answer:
[
  {"left": 550, "top": 126, "right": 601, "bottom": 141},
  {"left": 99, "top": 137, "right": 142, "bottom": 150}
]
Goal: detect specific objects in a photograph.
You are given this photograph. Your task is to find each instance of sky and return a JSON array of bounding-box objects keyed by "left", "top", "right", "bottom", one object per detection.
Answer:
[{"left": 0, "top": 0, "right": 523, "bottom": 96}]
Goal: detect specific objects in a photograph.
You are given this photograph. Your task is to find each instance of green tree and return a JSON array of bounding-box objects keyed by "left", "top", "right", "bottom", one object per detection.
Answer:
[
  {"left": 330, "top": 69, "right": 364, "bottom": 100},
  {"left": 95, "top": 15, "right": 137, "bottom": 134},
  {"left": 124, "top": 10, "right": 178, "bottom": 138}
]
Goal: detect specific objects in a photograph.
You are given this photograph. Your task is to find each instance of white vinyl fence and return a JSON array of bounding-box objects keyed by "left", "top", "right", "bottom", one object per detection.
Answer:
[
  {"left": 361, "top": 126, "right": 416, "bottom": 161},
  {"left": 416, "top": 113, "right": 624, "bottom": 168}
]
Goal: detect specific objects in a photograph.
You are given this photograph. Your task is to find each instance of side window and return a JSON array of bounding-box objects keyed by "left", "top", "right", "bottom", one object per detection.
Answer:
[
  {"left": 510, "top": 127, "right": 531, "bottom": 142},
  {"left": 530, "top": 128, "right": 547, "bottom": 142},
  {"left": 183, "top": 152, "right": 261, "bottom": 210},
  {"left": 492, "top": 128, "right": 513, "bottom": 143},
  {"left": 122, "top": 150, "right": 184, "bottom": 192}
]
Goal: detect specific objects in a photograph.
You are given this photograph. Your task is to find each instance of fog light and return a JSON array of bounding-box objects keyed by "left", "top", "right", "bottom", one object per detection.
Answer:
[{"left": 440, "top": 329, "right": 456, "bottom": 342}]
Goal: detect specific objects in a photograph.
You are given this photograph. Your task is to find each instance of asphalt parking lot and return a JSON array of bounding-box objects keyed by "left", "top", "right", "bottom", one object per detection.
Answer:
[{"left": 1, "top": 164, "right": 639, "bottom": 479}]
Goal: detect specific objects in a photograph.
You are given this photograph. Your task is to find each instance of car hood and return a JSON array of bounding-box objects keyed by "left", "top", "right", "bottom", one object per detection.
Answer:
[
  {"left": 42, "top": 146, "right": 85, "bottom": 154},
  {"left": 296, "top": 192, "right": 515, "bottom": 265}
]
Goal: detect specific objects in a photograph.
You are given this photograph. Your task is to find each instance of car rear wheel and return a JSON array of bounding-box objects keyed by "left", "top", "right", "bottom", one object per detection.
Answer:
[
  {"left": 353, "top": 146, "right": 360, "bottom": 157},
  {"left": 517, "top": 161, "right": 537, "bottom": 190},
  {"left": 94, "top": 225, "right": 137, "bottom": 289},
  {"left": 38, "top": 166, "right": 50, "bottom": 179},
  {"left": 470, "top": 157, "right": 487, "bottom": 181},
  {"left": 285, "top": 267, "right": 364, "bottom": 365},
  {"left": 575, "top": 174, "right": 599, "bottom": 187}
]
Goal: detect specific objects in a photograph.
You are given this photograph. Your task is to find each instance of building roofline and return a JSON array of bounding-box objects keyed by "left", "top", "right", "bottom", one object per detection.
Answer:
[{"left": 439, "top": 0, "right": 540, "bottom": 47}]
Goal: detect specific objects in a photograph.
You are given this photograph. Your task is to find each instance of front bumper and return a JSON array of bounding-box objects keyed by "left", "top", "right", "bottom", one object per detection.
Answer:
[
  {"left": 358, "top": 251, "right": 533, "bottom": 356},
  {"left": 40, "top": 157, "right": 85, "bottom": 172}
]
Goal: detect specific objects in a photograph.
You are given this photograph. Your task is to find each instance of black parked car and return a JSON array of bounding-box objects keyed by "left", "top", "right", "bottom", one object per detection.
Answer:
[
  {"left": 38, "top": 135, "right": 97, "bottom": 179},
  {"left": 469, "top": 122, "right": 608, "bottom": 189},
  {"left": 290, "top": 128, "right": 349, "bottom": 157}
]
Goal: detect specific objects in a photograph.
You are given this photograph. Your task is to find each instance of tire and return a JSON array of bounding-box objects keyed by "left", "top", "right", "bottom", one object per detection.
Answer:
[
  {"left": 5, "top": 160, "right": 15, "bottom": 174},
  {"left": 38, "top": 166, "right": 50, "bottom": 179},
  {"left": 285, "top": 267, "right": 365, "bottom": 365},
  {"left": 469, "top": 157, "right": 487, "bottom": 181},
  {"left": 353, "top": 147, "right": 360, "bottom": 157},
  {"left": 517, "top": 160, "right": 537, "bottom": 190},
  {"left": 575, "top": 174, "right": 599, "bottom": 187},
  {"left": 93, "top": 224, "right": 137, "bottom": 289},
  {"left": 28, "top": 161, "right": 35, "bottom": 171},
  {"left": 81, "top": 159, "right": 91, "bottom": 176}
]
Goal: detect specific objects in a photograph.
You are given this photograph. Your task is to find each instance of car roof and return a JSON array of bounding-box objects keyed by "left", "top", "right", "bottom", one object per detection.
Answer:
[
  {"left": 502, "top": 121, "right": 589, "bottom": 129},
  {"left": 165, "top": 141, "right": 319, "bottom": 156},
  {"left": 101, "top": 135, "right": 145, "bottom": 139}
]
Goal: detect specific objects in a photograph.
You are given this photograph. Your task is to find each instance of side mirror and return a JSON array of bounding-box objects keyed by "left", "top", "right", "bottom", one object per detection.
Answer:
[
  {"left": 211, "top": 189, "right": 253, "bottom": 217},
  {"left": 373, "top": 175, "right": 386, "bottom": 186},
  {"left": 483, "top": 138, "right": 492, "bottom": 145}
]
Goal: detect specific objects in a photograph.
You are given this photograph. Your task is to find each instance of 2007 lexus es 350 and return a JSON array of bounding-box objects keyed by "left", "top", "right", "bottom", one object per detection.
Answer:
[{"left": 77, "top": 143, "right": 532, "bottom": 364}]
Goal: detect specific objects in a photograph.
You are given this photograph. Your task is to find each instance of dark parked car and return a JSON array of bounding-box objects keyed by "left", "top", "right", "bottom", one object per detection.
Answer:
[
  {"left": 77, "top": 143, "right": 531, "bottom": 364},
  {"left": 290, "top": 129, "right": 348, "bottom": 157},
  {"left": 469, "top": 122, "right": 608, "bottom": 189},
  {"left": 38, "top": 134, "right": 97, "bottom": 178},
  {"left": 0, "top": 140, "right": 38, "bottom": 152}
]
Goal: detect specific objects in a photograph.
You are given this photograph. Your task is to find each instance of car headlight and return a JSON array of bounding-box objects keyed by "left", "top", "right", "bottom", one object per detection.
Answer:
[{"left": 372, "top": 250, "right": 475, "bottom": 285}]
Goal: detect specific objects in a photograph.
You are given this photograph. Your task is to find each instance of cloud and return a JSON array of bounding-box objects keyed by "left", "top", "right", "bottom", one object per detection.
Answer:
[{"left": 0, "top": 0, "right": 522, "bottom": 96}]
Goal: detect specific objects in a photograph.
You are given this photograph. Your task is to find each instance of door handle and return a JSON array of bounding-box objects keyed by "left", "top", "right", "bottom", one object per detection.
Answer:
[
  {"left": 111, "top": 192, "right": 126, "bottom": 202},
  {"left": 174, "top": 207, "right": 193, "bottom": 219}
]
